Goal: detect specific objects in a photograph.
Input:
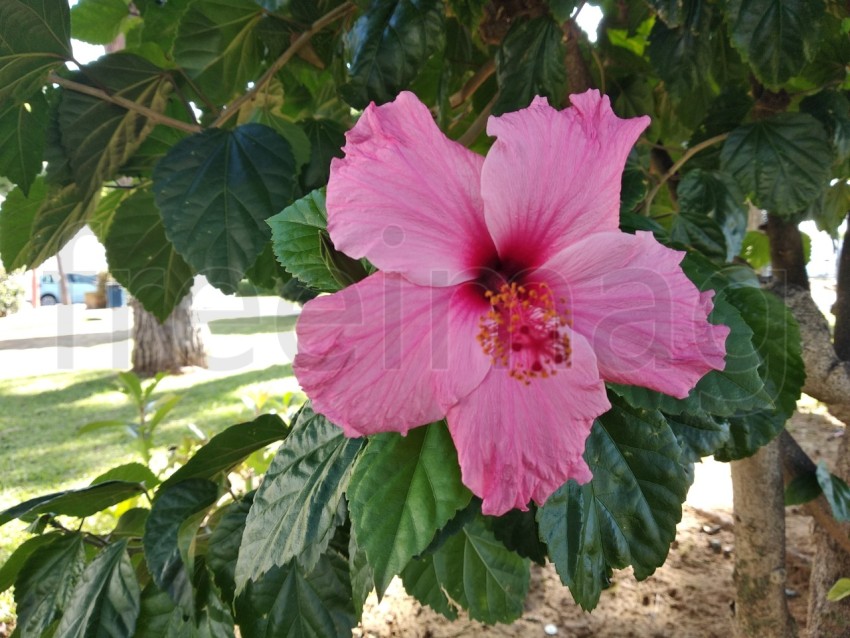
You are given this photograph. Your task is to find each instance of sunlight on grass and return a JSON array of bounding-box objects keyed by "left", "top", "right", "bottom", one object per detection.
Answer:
[{"left": 207, "top": 314, "right": 299, "bottom": 335}]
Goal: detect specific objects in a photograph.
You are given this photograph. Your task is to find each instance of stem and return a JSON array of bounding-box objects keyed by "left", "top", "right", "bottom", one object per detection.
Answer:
[
  {"left": 449, "top": 59, "right": 496, "bottom": 109},
  {"left": 458, "top": 93, "right": 497, "bottom": 147},
  {"left": 212, "top": 1, "right": 356, "bottom": 128},
  {"left": 47, "top": 72, "right": 202, "bottom": 135},
  {"left": 643, "top": 133, "right": 728, "bottom": 214}
]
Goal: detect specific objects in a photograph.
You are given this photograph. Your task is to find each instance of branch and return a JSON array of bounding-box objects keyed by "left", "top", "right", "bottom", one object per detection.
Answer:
[
  {"left": 48, "top": 72, "right": 202, "bottom": 135},
  {"left": 458, "top": 93, "right": 498, "bottom": 147},
  {"left": 212, "top": 1, "right": 356, "bottom": 128},
  {"left": 449, "top": 59, "right": 495, "bottom": 109},
  {"left": 643, "top": 133, "right": 729, "bottom": 214}
]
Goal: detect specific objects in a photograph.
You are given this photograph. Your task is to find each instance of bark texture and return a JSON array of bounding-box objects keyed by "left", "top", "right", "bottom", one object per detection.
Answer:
[
  {"left": 834, "top": 213, "right": 850, "bottom": 360},
  {"left": 131, "top": 293, "right": 207, "bottom": 377},
  {"left": 765, "top": 214, "right": 809, "bottom": 289},
  {"left": 731, "top": 441, "right": 797, "bottom": 638}
]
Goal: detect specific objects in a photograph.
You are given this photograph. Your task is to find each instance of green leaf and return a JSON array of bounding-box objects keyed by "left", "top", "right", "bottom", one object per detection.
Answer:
[
  {"left": 720, "top": 113, "right": 833, "bottom": 216},
  {"left": 816, "top": 461, "right": 850, "bottom": 522},
  {"left": 665, "top": 412, "right": 731, "bottom": 463},
  {"left": 90, "top": 462, "right": 159, "bottom": 489},
  {"left": 58, "top": 53, "right": 171, "bottom": 198},
  {"left": 0, "top": 481, "right": 147, "bottom": 526},
  {"left": 808, "top": 179, "right": 850, "bottom": 238},
  {"left": 669, "top": 211, "right": 728, "bottom": 261},
  {"left": 800, "top": 90, "right": 850, "bottom": 161},
  {"left": 725, "top": 0, "right": 825, "bottom": 86},
  {"left": 298, "top": 119, "right": 346, "bottom": 193},
  {"left": 161, "top": 414, "right": 287, "bottom": 491},
  {"left": 104, "top": 188, "right": 194, "bottom": 322},
  {"left": 348, "top": 421, "right": 472, "bottom": 593},
  {"left": 828, "top": 578, "right": 850, "bottom": 602},
  {"left": 153, "top": 124, "right": 297, "bottom": 293},
  {"left": 173, "top": 0, "right": 265, "bottom": 104},
  {"left": 340, "top": 0, "right": 446, "bottom": 109},
  {"left": 235, "top": 405, "right": 362, "bottom": 588},
  {"left": 268, "top": 189, "right": 347, "bottom": 293},
  {"left": 77, "top": 419, "right": 130, "bottom": 435},
  {"left": 740, "top": 230, "right": 771, "bottom": 269},
  {"left": 488, "top": 506, "right": 548, "bottom": 565},
  {"left": 0, "top": 178, "right": 45, "bottom": 271},
  {"left": 113, "top": 508, "right": 150, "bottom": 539},
  {"left": 236, "top": 550, "right": 357, "bottom": 638},
  {"left": 208, "top": 495, "right": 254, "bottom": 606},
  {"left": 400, "top": 554, "right": 458, "bottom": 620},
  {"left": 784, "top": 471, "right": 821, "bottom": 506},
  {"left": 54, "top": 540, "right": 141, "bottom": 638},
  {"left": 493, "top": 16, "right": 566, "bottom": 115},
  {"left": 144, "top": 479, "right": 218, "bottom": 613},
  {"left": 716, "top": 410, "right": 787, "bottom": 463},
  {"left": 0, "top": 92, "right": 48, "bottom": 196},
  {"left": 0, "top": 0, "right": 72, "bottom": 103},
  {"left": 14, "top": 534, "right": 86, "bottom": 638},
  {"left": 539, "top": 395, "right": 688, "bottom": 610},
  {"left": 678, "top": 169, "right": 748, "bottom": 261},
  {"left": 427, "top": 513, "right": 530, "bottom": 624},
  {"left": 348, "top": 525, "right": 375, "bottom": 618},
  {"left": 133, "top": 585, "right": 192, "bottom": 638},
  {"left": 0, "top": 532, "right": 62, "bottom": 594},
  {"left": 71, "top": 0, "right": 134, "bottom": 45}
]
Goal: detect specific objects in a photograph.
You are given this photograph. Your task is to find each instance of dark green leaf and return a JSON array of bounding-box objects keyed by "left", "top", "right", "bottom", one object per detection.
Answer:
[
  {"left": 0, "top": 481, "right": 147, "bottom": 526},
  {"left": 144, "top": 479, "right": 218, "bottom": 613},
  {"left": 54, "top": 540, "right": 141, "bottom": 638},
  {"left": 104, "top": 188, "right": 194, "bottom": 322},
  {"left": 298, "top": 119, "right": 346, "bottom": 192},
  {"left": 493, "top": 16, "right": 566, "bottom": 115},
  {"left": 678, "top": 169, "right": 748, "bottom": 261},
  {"left": 808, "top": 179, "right": 850, "bottom": 238},
  {"left": 0, "top": 0, "right": 72, "bottom": 102},
  {"left": 173, "top": 0, "right": 265, "bottom": 104},
  {"left": 90, "top": 462, "right": 159, "bottom": 489},
  {"left": 162, "top": 415, "right": 287, "bottom": 491},
  {"left": 133, "top": 585, "right": 192, "bottom": 638},
  {"left": 488, "top": 506, "right": 547, "bottom": 565},
  {"left": 726, "top": 0, "right": 825, "bottom": 85},
  {"left": 237, "top": 550, "right": 356, "bottom": 638},
  {"left": 58, "top": 53, "right": 171, "bottom": 198},
  {"left": 268, "top": 189, "right": 345, "bottom": 293},
  {"left": 817, "top": 461, "right": 850, "bottom": 522},
  {"left": 0, "top": 532, "right": 62, "bottom": 594},
  {"left": 208, "top": 496, "right": 254, "bottom": 606},
  {"left": 348, "top": 421, "right": 472, "bottom": 593},
  {"left": 348, "top": 525, "right": 375, "bottom": 618},
  {"left": 341, "top": 0, "right": 446, "bottom": 108},
  {"left": 195, "top": 568, "right": 236, "bottom": 638},
  {"left": 539, "top": 395, "right": 688, "bottom": 610},
  {"left": 153, "top": 124, "right": 296, "bottom": 293},
  {"left": 235, "top": 405, "right": 362, "bottom": 587},
  {"left": 427, "top": 514, "right": 530, "bottom": 624},
  {"left": 0, "top": 92, "right": 48, "bottom": 196},
  {"left": 784, "top": 471, "right": 821, "bottom": 506},
  {"left": 71, "top": 0, "right": 134, "bottom": 45},
  {"left": 0, "top": 178, "right": 45, "bottom": 271},
  {"left": 112, "top": 508, "right": 150, "bottom": 539},
  {"left": 800, "top": 90, "right": 850, "bottom": 161},
  {"left": 669, "top": 211, "right": 728, "bottom": 261},
  {"left": 400, "top": 554, "right": 457, "bottom": 620},
  {"left": 27, "top": 183, "right": 100, "bottom": 269},
  {"left": 665, "top": 412, "right": 731, "bottom": 463},
  {"left": 648, "top": 0, "right": 684, "bottom": 27},
  {"left": 15, "top": 534, "right": 86, "bottom": 638},
  {"left": 720, "top": 113, "right": 833, "bottom": 216}
]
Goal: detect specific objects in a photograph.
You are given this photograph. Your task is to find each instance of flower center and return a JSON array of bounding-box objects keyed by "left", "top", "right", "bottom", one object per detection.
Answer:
[{"left": 476, "top": 281, "right": 571, "bottom": 384}]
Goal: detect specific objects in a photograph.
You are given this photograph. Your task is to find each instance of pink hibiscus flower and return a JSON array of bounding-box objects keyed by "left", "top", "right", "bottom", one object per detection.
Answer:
[{"left": 294, "top": 90, "right": 729, "bottom": 516}]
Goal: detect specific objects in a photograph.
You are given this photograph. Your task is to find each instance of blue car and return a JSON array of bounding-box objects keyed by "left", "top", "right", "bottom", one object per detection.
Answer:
[{"left": 39, "top": 273, "right": 98, "bottom": 305}]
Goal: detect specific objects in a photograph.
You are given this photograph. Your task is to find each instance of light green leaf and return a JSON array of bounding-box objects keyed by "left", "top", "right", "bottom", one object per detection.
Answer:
[
  {"left": 54, "top": 540, "right": 141, "bottom": 638},
  {"left": 71, "top": 0, "right": 134, "bottom": 45},
  {"left": 0, "top": 481, "right": 147, "bottom": 526},
  {"left": 104, "top": 188, "right": 194, "bottom": 321},
  {"left": 153, "top": 124, "right": 297, "bottom": 293},
  {"left": 0, "top": 532, "right": 62, "bottom": 594},
  {"left": 348, "top": 421, "right": 472, "bottom": 593},
  {"left": 539, "top": 394, "right": 688, "bottom": 611},
  {"left": 828, "top": 578, "right": 850, "bottom": 602},
  {"left": 0, "top": 0, "right": 72, "bottom": 102},
  {"left": 721, "top": 113, "right": 833, "bottom": 216},
  {"left": 235, "top": 405, "right": 362, "bottom": 588}
]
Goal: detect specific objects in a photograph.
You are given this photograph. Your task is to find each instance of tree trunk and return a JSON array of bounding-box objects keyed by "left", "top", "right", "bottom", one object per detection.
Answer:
[
  {"left": 131, "top": 293, "right": 207, "bottom": 377},
  {"left": 731, "top": 442, "right": 797, "bottom": 638}
]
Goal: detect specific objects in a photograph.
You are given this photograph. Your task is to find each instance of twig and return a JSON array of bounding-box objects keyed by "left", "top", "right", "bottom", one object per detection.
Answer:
[
  {"left": 458, "top": 93, "right": 498, "bottom": 147},
  {"left": 643, "top": 133, "right": 728, "bottom": 214},
  {"left": 47, "top": 72, "right": 202, "bottom": 134},
  {"left": 212, "top": 1, "right": 356, "bottom": 128},
  {"left": 449, "top": 59, "right": 496, "bottom": 109}
]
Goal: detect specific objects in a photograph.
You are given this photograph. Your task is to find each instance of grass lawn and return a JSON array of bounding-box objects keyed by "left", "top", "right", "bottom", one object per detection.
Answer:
[
  {"left": 207, "top": 314, "right": 299, "bottom": 335},
  {"left": 0, "top": 362, "right": 297, "bottom": 623}
]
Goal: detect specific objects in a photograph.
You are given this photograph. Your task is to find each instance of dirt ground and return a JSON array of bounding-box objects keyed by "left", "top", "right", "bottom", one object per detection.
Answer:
[{"left": 357, "top": 399, "right": 844, "bottom": 638}]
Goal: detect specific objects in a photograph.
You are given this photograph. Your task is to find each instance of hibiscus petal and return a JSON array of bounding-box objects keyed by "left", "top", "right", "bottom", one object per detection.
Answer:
[
  {"left": 294, "top": 272, "right": 490, "bottom": 437},
  {"left": 538, "top": 230, "right": 729, "bottom": 398},
  {"left": 481, "top": 90, "right": 649, "bottom": 269},
  {"left": 327, "top": 92, "right": 495, "bottom": 286},
  {"left": 446, "top": 329, "right": 610, "bottom": 516}
]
